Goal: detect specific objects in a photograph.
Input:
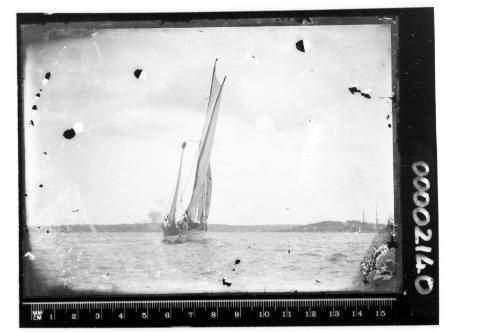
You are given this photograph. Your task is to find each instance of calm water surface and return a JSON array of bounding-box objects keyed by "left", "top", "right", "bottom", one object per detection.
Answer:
[{"left": 28, "top": 231, "right": 375, "bottom": 294}]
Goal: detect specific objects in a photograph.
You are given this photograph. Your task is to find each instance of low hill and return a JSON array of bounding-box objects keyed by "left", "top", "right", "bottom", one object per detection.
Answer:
[
  {"left": 208, "top": 224, "right": 295, "bottom": 232},
  {"left": 286, "top": 220, "right": 347, "bottom": 232},
  {"left": 28, "top": 220, "right": 383, "bottom": 233}
]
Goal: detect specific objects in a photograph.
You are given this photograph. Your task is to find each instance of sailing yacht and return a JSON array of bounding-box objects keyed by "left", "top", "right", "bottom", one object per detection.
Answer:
[{"left": 162, "top": 60, "right": 226, "bottom": 244}]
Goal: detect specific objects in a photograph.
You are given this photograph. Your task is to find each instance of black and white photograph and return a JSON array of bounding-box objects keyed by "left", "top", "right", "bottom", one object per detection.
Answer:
[
  {"left": 21, "top": 17, "right": 399, "bottom": 296},
  {"left": 6, "top": 0, "right": 500, "bottom": 329},
  {"left": 17, "top": 8, "right": 441, "bottom": 327}
]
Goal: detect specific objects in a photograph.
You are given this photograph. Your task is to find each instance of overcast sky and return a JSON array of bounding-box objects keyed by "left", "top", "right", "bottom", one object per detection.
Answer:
[{"left": 23, "top": 23, "right": 394, "bottom": 226}]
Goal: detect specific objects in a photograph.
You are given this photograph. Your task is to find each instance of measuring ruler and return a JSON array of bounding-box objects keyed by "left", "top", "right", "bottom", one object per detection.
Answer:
[{"left": 21, "top": 297, "right": 397, "bottom": 326}]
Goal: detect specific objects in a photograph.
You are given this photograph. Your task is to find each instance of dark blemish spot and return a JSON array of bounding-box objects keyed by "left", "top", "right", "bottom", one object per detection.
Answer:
[
  {"left": 360, "top": 91, "right": 371, "bottom": 99},
  {"left": 46, "top": 230, "right": 50, "bottom": 234},
  {"left": 388, "top": 124, "right": 392, "bottom": 128},
  {"left": 234, "top": 259, "right": 241, "bottom": 265},
  {"left": 315, "top": 279, "right": 320, "bottom": 283},
  {"left": 72, "top": 209, "right": 79, "bottom": 213},
  {"left": 36, "top": 92, "right": 41, "bottom": 98},
  {"left": 32, "top": 105, "right": 37, "bottom": 110},
  {"left": 386, "top": 114, "right": 390, "bottom": 120},
  {"left": 308, "top": 119, "right": 311, "bottom": 123},
  {"left": 296, "top": 40, "right": 306, "bottom": 52},
  {"left": 63, "top": 128, "right": 76, "bottom": 139},
  {"left": 29, "top": 120, "right": 34, "bottom": 126},
  {"left": 133, "top": 69, "right": 143, "bottom": 79},
  {"left": 43, "top": 151, "right": 47, "bottom": 155},
  {"left": 39, "top": 184, "right": 43, "bottom": 188},
  {"left": 45, "top": 72, "right": 51, "bottom": 80},
  {"left": 39, "top": 89, "right": 43, "bottom": 92},
  {"left": 222, "top": 277, "right": 232, "bottom": 287},
  {"left": 349, "top": 86, "right": 372, "bottom": 99},
  {"left": 24, "top": 193, "right": 28, "bottom": 197},
  {"left": 288, "top": 249, "right": 291, "bottom": 254},
  {"left": 232, "top": 268, "right": 235, "bottom": 271},
  {"left": 348, "top": 86, "right": 361, "bottom": 94},
  {"left": 198, "top": 29, "right": 203, "bottom": 32}
]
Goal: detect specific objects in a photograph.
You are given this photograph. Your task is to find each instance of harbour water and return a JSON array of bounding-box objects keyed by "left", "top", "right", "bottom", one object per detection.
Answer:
[{"left": 27, "top": 231, "right": 377, "bottom": 294}]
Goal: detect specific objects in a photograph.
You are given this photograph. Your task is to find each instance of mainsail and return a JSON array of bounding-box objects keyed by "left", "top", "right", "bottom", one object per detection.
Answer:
[
  {"left": 195, "top": 167, "right": 212, "bottom": 229},
  {"left": 203, "top": 166, "right": 212, "bottom": 222},
  {"left": 197, "top": 60, "right": 218, "bottom": 227},
  {"left": 185, "top": 60, "right": 226, "bottom": 223}
]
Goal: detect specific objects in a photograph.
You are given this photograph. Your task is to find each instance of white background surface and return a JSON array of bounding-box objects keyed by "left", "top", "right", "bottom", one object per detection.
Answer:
[{"left": 1, "top": 0, "right": 499, "bottom": 331}]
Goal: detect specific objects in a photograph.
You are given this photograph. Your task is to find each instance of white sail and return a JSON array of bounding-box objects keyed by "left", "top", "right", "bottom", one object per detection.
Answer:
[
  {"left": 195, "top": 166, "right": 212, "bottom": 228},
  {"left": 203, "top": 166, "right": 212, "bottom": 223},
  {"left": 185, "top": 74, "right": 226, "bottom": 221},
  {"left": 166, "top": 142, "right": 186, "bottom": 224},
  {"left": 194, "top": 59, "right": 217, "bottom": 225},
  {"left": 196, "top": 183, "right": 205, "bottom": 221},
  {"left": 198, "top": 60, "right": 217, "bottom": 226}
]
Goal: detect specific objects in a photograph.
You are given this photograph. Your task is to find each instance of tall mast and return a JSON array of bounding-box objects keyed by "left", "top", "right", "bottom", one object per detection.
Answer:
[{"left": 206, "top": 59, "right": 218, "bottom": 114}]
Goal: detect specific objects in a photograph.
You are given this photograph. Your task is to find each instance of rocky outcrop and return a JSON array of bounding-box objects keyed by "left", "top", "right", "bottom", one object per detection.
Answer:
[{"left": 357, "top": 222, "right": 398, "bottom": 290}]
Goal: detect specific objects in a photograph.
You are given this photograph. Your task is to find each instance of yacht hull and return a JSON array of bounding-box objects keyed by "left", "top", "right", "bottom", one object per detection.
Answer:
[{"left": 162, "top": 228, "right": 206, "bottom": 244}]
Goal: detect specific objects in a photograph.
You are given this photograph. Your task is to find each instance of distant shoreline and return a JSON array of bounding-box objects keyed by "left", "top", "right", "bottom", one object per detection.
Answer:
[{"left": 27, "top": 220, "right": 387, "bottom": 233}]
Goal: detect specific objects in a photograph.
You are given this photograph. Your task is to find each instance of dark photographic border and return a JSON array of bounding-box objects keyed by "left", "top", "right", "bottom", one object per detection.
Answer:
[{"left": 18, "top": 7, "right": 437, "bottom": 326}]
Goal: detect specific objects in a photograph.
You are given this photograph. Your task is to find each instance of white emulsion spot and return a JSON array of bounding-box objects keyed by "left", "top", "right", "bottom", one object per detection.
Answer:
[
  {"left": 302, "top": 39, "right": 311, "bottom": 51},
  {"left": 24, "top": 252, "right": 36, "bottom": 261},
  {"left": 73, "top": 122, "right": 84, "bottom": 134}
]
